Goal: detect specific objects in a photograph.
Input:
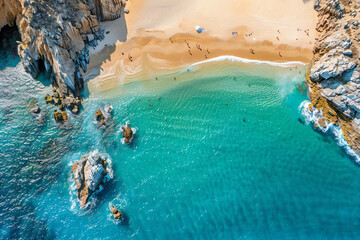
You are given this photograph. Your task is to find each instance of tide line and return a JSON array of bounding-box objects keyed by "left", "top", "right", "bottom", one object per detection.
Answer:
[{"left": 191, "top": 55, "right": 306, "bottom": 68}]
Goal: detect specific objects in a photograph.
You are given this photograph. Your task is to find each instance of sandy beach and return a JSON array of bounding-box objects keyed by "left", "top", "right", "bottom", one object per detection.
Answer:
[{"left": 85, "top": 0, "right": 318, "bottom": 92}]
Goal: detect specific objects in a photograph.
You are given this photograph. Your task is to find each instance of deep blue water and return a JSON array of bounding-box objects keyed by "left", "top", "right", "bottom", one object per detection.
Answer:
[{"left": 1, "top": 47, "right": 360, "bottom": 240}]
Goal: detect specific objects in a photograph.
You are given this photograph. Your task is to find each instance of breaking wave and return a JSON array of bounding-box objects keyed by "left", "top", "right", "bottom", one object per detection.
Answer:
[{"left": 299, "top": 100, "right": 360, "bottom": 163}]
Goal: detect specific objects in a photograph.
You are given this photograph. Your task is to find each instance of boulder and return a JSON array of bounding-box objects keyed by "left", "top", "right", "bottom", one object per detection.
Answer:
[
  {"left": 332, "top": 95, "right": 348, "bottom": 111},
  {"left": 343, "top": 49, "right": 353, "bottom": 57},
  {"left": 110, "top": 205, "right": 123, "bottom": 219},
  {"left": 72, "top": 152, "right": 112, "bottom": 207},
  {"left": 318, "top": 118, "right": 327, "bottom": 128},
  {"left": 310, "top": 54, "right": 357, "bottom": 81},
  {"left": 122, "top": 124, "right": 133, "bottom": 143},
  {"left": 30, "top": 106, "right": 40, "bottom": 114}
]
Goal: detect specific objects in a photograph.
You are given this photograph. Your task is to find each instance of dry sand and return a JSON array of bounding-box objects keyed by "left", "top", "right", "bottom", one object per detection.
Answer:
[{"left": 85, "top": 0, "right": 318, "bottom": 92}]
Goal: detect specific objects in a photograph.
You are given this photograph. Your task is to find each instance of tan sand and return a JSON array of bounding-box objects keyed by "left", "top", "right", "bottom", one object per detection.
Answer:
[{"left": 86, "top": 0, "right": 318, "bottom": 93}]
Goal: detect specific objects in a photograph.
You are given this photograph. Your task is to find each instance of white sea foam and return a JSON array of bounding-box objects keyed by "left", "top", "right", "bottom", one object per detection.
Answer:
[
  {"left": 299, "top": 100, "right": 360, "bottom": 163},
  {"left": 191, "top": 55, "right": 306, "bottom": 68}
]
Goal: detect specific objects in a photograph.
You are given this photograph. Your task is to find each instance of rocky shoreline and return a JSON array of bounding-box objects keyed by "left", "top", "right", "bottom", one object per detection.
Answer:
[
  {"left": 0, "top": 0, "right": 127, "bottom": 112},
  {"left": 307, "top": 0, "right": 360, "bottom": 154}
]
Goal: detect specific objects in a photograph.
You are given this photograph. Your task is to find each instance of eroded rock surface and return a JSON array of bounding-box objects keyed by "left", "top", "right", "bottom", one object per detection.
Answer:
[
  {"left": 0, "top": 0, "right": 127, "bottom": 111},
  {"left": 72, "top": 151, "right": 113, "bottom": 207},
  {"left": 308, "top": 0, "right": 360, "bottom": 153},
  {"left": 110, "top": 205, "right": 123, "bottom": 219},
  {"left": 122, "top": 124, "right": 133, "bottom": 143}
]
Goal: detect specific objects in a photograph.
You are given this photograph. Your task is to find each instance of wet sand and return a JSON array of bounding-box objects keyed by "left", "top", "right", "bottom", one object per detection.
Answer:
[{"left": 85, "top": 0, "right": 318, "bottom": 92}]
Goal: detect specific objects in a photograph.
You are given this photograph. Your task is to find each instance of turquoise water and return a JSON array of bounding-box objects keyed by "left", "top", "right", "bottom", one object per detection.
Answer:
[{"left": 1, "top": 47, "right": 360, "bottom": 240}]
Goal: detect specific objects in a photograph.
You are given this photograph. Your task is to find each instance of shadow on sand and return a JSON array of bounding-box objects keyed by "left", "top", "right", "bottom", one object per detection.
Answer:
[{"left": 82, "top": 6, "right": 129, "bottom": 99}]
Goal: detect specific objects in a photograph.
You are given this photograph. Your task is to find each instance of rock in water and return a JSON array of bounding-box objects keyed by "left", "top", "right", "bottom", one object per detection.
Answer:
[
  {"left": 110, "top": 205, "right": 123, "bottom": 219},
  {"left": 95, "top": 105, "right": 113, "bottom": 126},
  {"left": 72, "top": 152, "right": 113, "bottom": 207},
  {"left": 122, "top": 124, "right": 133, "bottom": 143},
  {"left": 30, "top": 106, "right": 40, "bottom": 114},
  {"left": 95, "top": 108, "right": 106, "bottom": 125}
]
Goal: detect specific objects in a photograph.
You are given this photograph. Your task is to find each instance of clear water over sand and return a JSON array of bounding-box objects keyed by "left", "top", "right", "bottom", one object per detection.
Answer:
[{"left": 1, "top": 48, "right": 360, "bottom": 239}]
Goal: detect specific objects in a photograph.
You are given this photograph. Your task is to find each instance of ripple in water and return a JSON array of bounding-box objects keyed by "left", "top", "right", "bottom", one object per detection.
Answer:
[{"left": 1, "top": 54, "right": 360, "bottom": 239}]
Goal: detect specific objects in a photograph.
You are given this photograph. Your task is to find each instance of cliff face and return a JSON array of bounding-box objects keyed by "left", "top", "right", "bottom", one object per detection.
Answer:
[
  {"left": 308, "top": 0, "right": 360, "bottom": 153},
  {"left": 0, "top": 0, "right": 125, "bottom": 111},
  {"left": 0, "top": 0, "right": 22, "bottom": 30}
]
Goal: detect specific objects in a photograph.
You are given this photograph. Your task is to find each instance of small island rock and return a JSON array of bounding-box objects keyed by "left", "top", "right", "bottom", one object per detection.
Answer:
[
  {"left": 110, "top": 205, "right": 123, "bottom": 219},
  {"left": 122, "top": 124, "right": 133, "bottom": 143},
  {"left": 72, "top": 152, "right": 112, "bottom": 207}
]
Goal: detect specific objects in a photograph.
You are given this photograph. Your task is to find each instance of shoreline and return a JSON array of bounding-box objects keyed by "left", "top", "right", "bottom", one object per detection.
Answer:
[
  {"left": 89, "top": 54, "right": 308, "bottom": 99},
  {"left": 85, "top": 34, "right": 313, "bottom": 93},
  {"left": 84, "top": 0, "right": 318, "bottom": 93}
]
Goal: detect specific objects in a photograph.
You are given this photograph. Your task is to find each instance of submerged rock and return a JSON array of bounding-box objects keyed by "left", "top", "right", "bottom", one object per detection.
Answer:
[
  {"left": 30, "top": 106, "right": 40, "bottom": 114},
  {"left": 72, "top": 151, "right": 113, "bottom": 207}
]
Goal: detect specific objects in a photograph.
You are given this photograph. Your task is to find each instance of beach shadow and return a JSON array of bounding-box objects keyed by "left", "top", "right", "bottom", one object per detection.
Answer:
[
  {"left": 82, "top": 6, "right": 128, "bottom": 95},
  {"left": 0, "top": 25, "right": 21, "bottom": 70}
]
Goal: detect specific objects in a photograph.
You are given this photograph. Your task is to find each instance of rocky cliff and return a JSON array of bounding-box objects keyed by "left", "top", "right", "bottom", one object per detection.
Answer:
[
  {"left": 0, "top": 0, "right": 125, "bottom": 111},
  {"left": 308, "top": 0, "right": 360, "bottom": 153}
]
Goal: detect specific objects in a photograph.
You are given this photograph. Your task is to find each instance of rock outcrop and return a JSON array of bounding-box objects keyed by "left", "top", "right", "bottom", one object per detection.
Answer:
[
  {"left": 0, "top": 0, "right": 126, "bottom": 112},
  {"left": 122, "top": 124, "right": 133, "bottom": 143},
  {"left": 110, "top": 205, "right": 123, "bottom": 219},
  {"left": 72, "top": 151, "right": 113, "bottom": 207},
  {"left": 95, "top": 105, "right": 112, "bottom": 126},
  {"left": 307, "top": 0, "right": 360, "bottom": 153}
]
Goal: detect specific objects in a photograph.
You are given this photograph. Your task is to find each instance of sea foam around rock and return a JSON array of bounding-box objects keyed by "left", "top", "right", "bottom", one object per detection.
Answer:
[{"left": 300, "top": 100, "right": 360, "bottom": 163}]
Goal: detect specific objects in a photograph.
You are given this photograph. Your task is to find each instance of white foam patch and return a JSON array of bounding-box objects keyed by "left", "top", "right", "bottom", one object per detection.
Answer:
[
  {"left": 299, "top": 100, "right": 360, "bottom": 163},
  {"left": 191, "top": 55, "right": 306, "bottom": 68}
]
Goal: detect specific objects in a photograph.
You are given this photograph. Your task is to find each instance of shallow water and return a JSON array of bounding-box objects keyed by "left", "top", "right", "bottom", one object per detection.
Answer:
[{"left": 1, "top": 48, "right": 360, "bottom": 240}]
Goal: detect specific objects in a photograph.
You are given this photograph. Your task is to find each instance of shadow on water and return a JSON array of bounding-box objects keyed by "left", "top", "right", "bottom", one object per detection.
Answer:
[
  {"left": 37, "top": 71, "right": 53, "bottom": 87},
  {"left": 0, "top": 25, "right": 21, "bottom": 70}
]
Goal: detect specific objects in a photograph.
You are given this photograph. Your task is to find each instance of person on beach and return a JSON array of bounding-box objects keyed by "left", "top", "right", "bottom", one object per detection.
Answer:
[
  {"left": 206, "top": 49, "right": 210, "bottom": 54},
  {"left": 279, "top": 51, "right": 282, "bottom": 57}
]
